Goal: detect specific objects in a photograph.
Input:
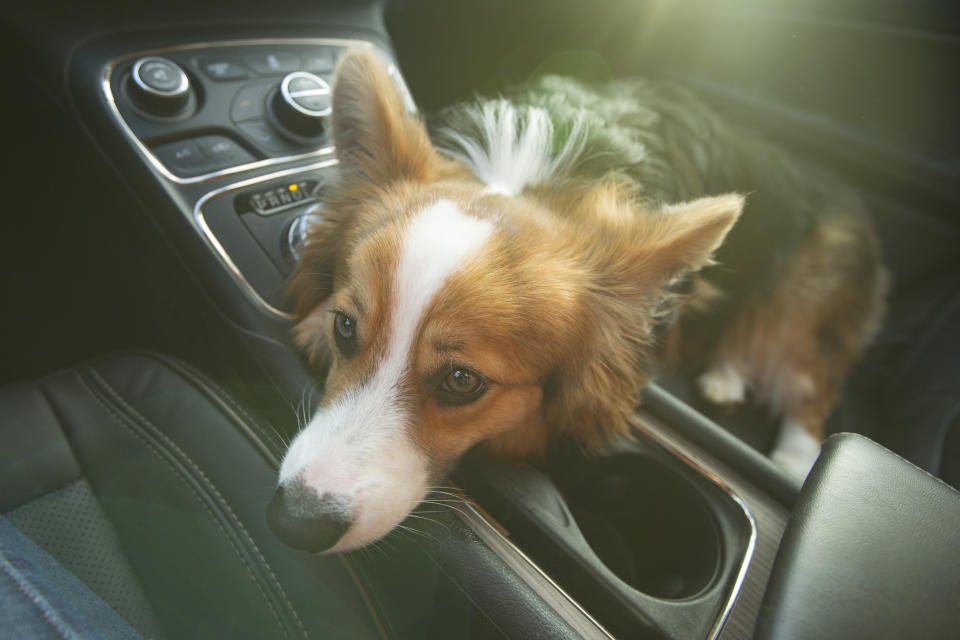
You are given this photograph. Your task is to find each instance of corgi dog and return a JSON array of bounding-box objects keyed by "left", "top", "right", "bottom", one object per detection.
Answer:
[{"left": 266, "top": 50, "right": 886, "bottom": 552}]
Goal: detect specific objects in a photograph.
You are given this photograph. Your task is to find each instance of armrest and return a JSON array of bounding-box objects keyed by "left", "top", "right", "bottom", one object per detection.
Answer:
[{"left": 754, "top": 433, "right": 960, "bottom": 639}]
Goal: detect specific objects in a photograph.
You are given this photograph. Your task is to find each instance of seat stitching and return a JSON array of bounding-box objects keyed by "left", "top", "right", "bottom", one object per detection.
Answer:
[
  {"left": 122, "top": 354, "right": 391, "bottom": 639},
  {"left": 75, "top": 372, "right": 292, "bottom": 640},
  {"left": 129, "top": 354, "right": 398, "bottom": 640},
  {"left": 172, "top": 360, "right": 286, "bottom": 451},
  {"left": 153, "top": 355, "right": 288, "bottom": 461},
  {"left": 88, "top": 368, "right": 309, "bottom": 639}
]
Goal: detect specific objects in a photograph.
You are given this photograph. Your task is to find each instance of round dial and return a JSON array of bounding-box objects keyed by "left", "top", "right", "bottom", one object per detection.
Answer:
[
  {"left": 287, "top": 206, "right": 325, "bottom": 261},
  {"left": 271, "top": 72, "right": 331, "bottom": 137},
  {"left": 128, "top": 57, "right": 192, "bottom": 116}
]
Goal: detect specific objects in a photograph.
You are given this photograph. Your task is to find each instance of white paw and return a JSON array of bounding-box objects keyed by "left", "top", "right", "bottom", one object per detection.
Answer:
[
  {"left": 697, "top": 365, "right": 746, "bottom": 406},
  {"left": 771, "top": 420, "right": 821, "bottom": 482}
]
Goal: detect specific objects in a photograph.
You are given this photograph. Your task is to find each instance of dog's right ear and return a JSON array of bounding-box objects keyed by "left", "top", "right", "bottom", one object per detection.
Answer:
[{"left": 331, "top": 49, "right": 443, "bottom": 186}]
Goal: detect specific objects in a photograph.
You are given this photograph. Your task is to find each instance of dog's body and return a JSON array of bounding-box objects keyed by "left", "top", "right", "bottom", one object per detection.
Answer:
[{"left": 269, "top": 51, "right": 886, "bottom": 552}]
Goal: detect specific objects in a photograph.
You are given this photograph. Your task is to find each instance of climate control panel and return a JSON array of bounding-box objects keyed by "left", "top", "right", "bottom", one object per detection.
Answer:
[
  {"left": 106, "top": 41, "right": 397, "bottom": 182},
  {"left": 100, "top": 39, "right": 410, "bottom": 320}
]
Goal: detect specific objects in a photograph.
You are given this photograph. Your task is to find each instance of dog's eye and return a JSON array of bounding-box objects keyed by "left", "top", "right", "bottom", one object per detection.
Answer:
[
  {"left": 437, "top": 367, "right": 487, "bottom": 405},
  {"left": 333, "top": 311, "right": 357, "bottom": 357}
]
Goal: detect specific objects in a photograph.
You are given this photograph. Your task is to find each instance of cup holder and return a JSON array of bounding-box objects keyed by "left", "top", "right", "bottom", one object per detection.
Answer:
[
  {"left": 558, "top": 454, "right": 722, "bottom": 599},
  {"left": 455, "top": 440, "right": 753, "bottom": 639}
]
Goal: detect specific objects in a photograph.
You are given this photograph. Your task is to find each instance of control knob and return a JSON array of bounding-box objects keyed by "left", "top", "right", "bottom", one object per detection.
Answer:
[
  {"left": 286, "top": 206, "right": 326, "bottom": 261},
  {"left": 270, "top": 72, "right": 331, "bottom": 138},
  {"left": 127, "top": 57, "right": 193, "bottom": 117}
]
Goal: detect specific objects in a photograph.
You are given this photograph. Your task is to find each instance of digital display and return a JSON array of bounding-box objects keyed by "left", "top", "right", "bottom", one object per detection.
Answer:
[{"left": 236, "top": 179, "right": 319, "bottom": 215}]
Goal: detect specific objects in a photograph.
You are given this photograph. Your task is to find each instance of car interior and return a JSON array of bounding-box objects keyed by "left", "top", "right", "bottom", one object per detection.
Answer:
[{"left": 1, "top": 0, "right": 958, "bottom": 638}]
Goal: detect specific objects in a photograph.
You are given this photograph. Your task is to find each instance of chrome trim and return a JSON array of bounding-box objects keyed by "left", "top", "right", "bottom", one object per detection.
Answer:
[
  {"left": 628, "top": 415, "right": 758, "bottom": 640},
  {"left": 193, "top": 160, "right": 339, "bottom": 320},
  {"left": 101, "top": 38, "right": 379, "bottom": 186},
  {"left": 280, "top": 71, "right": 332, "bottom": 118},
  {"left": 131, "top": 56, "right": 190, "bottom": 97},
  {"left": 444, "top": 487, "right": 617, "bottom": 640}
]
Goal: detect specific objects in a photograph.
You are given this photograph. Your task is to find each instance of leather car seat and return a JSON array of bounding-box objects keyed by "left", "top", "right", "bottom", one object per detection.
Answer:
[{"left": 0, "top": 351, "right": 384, "bottom": 639}]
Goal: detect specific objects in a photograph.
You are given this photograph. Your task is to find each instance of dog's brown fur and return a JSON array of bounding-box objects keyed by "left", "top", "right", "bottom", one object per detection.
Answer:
[{"left": 289, "top": 49, "right": 885, "bottom": 467}]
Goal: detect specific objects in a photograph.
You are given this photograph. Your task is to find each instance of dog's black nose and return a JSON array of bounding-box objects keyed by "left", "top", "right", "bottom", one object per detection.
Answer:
[{"left": 267, "top": 484, "right": 351, "bottom": 553}]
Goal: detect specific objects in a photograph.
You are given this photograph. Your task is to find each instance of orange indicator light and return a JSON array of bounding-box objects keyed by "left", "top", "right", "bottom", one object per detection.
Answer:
[{"left": 288, "top": 183, "right": 298, "bottom": 192}]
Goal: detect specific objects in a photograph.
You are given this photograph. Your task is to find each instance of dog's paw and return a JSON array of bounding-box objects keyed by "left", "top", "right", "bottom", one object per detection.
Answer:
[
  {"left": 770, "top": 420, "right": 821, "bottom": 482},
  {"left": 697, "top": 365, "right": 746, "bottom": 406}
]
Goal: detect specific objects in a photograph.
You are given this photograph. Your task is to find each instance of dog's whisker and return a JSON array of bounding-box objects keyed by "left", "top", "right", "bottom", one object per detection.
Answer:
[
  {"left": 391, "top": 526, "right": 427, "bottom": 546},
  {"left": 405, "top": 513, "right": 452, "bottom": 537},
  {"left": 419, "top": 501, "right": 472, "bottom": 520},
  {"left": 369, "top": 536, "right": 397, "bottom": 558},
  {"left": 396, "top": 523, "right": 442, "bottom": 545},
  {"left": 425, "top": 489, "right": 464, "bottom": 498}
]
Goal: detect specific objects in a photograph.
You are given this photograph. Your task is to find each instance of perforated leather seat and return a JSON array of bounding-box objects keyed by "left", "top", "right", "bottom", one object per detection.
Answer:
[{"left": 0, "top": 352, "right": 383, "bottom": 639}]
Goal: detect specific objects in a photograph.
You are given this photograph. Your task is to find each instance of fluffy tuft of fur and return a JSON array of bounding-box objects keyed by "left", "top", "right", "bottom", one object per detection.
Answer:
[{"left": 435, "top": 100, "right": 588, "bottom": 195}]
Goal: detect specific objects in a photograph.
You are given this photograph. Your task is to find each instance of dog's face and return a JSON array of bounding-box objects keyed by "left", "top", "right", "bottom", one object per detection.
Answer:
[{"left": 271, "top": 50, "right": 743, "bottom": 552}]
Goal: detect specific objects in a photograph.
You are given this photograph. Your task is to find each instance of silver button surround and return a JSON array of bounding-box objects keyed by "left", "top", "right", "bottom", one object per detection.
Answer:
[
  {"left": 279, "top": 71, "right": 332, "bottom": 118},
  {"left": 131, "top": 56, "right": 190, "bottom": 98}
]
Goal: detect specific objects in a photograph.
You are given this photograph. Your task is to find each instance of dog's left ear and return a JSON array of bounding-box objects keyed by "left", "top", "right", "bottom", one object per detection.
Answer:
[
  {"left": 616, "top": 193, "right": 745, "bottom": 288},
  {"left": 542, "top": 193, "right": 745, "bottom": 451},
  {"left": 331, "top": 49, "right": 443, "bottom": 185}
]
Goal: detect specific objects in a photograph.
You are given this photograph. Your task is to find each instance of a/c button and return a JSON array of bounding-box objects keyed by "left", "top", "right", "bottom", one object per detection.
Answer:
[{"left": 152, "top": 139, "right": 214, "bottom": 176}]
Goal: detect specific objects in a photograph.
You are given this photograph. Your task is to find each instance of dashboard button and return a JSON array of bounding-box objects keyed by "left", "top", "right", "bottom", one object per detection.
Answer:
[
  {"left": 137, "top": 58, "right": 185, "bottom": 92},
  {"left": 244, "top": 52, "right": 300, "bottom": 76},
  {"left": 302, "top": 50, "right": 337, "bottom": 74},
  {"left": 129, "top": 57, "right": 193, "bottom": 116},
  {"left": 237, "top": 120, "right": 300, "bottom": 155},
  {"left": 231, "top": 84, "right": 268, "bottom": 122},
  {"left": 195, "top": 135, "right": 256, "bottom": 169},
  {"left": 152, "top": 139, "right": 214, "bottom": 176},
  {"left": 270, "top": 72, "right": 331, "bottom": 137},
  {"left": 200, "top": 59, "right": 250, "bottom": 81}
]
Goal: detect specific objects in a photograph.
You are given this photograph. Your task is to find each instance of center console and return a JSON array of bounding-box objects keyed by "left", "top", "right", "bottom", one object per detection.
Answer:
[{"left": 64, "top": 24, "right": 795, "bottom": 640}]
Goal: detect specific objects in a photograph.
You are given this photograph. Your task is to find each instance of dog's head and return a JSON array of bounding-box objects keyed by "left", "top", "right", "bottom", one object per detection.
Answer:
[{"left": 268, "top": 50, "right": 743, "bottom": 552}]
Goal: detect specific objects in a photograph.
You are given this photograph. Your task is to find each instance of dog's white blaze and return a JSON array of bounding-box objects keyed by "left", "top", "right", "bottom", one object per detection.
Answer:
[
  {"left": 438, "top": 100, "right": 586, "bottom": 196},
  {"left": 279, "top": 199, "right": 494, "bottom": 550}
]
